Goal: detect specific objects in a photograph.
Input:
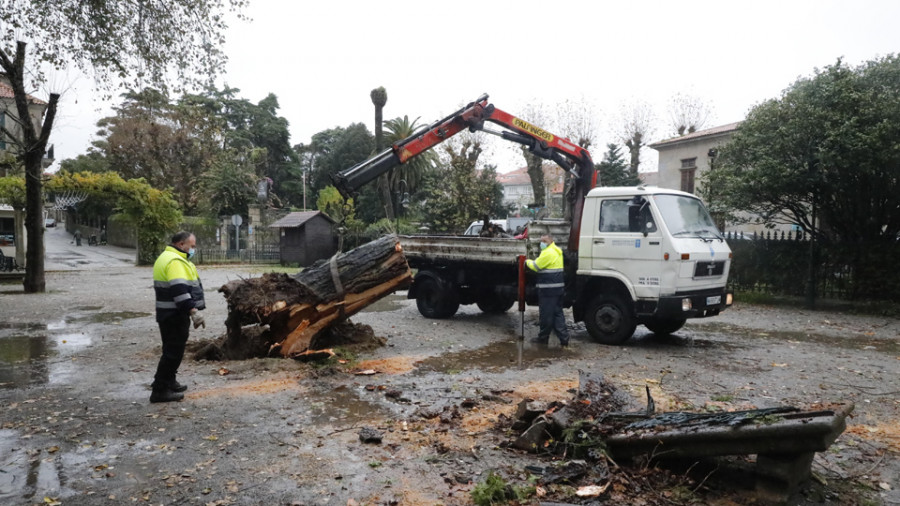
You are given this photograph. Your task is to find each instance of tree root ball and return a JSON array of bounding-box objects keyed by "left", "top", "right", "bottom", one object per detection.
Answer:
[{"left": 188, "top": 320, "right": 384, "bottom": 361}]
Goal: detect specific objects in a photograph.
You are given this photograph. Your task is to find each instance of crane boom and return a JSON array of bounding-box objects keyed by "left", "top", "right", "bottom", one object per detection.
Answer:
[{"left": 331, "top": 94, "right": 596, "bottom": 251}]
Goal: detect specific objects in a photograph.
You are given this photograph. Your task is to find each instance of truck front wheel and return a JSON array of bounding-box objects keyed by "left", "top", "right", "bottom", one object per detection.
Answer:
[
  {"left": 643, "top": 317, "right": 686, "bottom": 335},
  {"left": 415, "top": 277, "right": 459, "bottom": 319},
  {"left": 584, "top": 294, "right": 636, "bottom": 345}
]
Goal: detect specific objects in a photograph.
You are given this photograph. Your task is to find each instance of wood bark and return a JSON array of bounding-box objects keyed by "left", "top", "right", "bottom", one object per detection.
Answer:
[
  {"left": 217, "top": 235, "right": 411, "bottom": 359},
  {"left": 1, "top": 41, "right": 60, "bottom": 293}
]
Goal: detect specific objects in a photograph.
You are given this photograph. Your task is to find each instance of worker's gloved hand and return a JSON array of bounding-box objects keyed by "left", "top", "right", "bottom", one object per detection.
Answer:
[{"left": 191, "top": 312, "right": 205, "bottom": 329}]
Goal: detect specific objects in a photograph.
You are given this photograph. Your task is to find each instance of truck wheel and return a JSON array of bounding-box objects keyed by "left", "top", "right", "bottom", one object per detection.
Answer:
[
  {"left": 476, "top": 296, "right": 515, "bottom": 314},
  {"left": 415, "top": 277, "right": 459, "bottom": 319},
  {"left": 584, "top": 294, "right": 636, "bottom": 345},
  {"left": 644, "top": 317, "right": 686, "bottom": 335}
]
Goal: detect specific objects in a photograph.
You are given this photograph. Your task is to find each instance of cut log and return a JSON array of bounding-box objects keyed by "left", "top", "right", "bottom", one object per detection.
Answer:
[{"left": 216, "top": 235, "right": 411, "bottom": 359}]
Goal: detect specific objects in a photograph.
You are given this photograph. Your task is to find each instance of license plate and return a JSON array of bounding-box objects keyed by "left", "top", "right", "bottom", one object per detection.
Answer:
[{"left": 706, "top": 295, "right": 721, "bottom": 306}]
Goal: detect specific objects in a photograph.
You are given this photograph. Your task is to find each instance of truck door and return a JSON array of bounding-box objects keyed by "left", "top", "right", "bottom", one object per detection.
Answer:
[{"left": 591, "top": 197, "right": 663, "bottom": 300}]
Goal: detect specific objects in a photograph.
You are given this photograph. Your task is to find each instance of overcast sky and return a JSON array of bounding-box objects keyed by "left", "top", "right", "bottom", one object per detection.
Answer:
[{"left": 46, "top": 0, "right": 900, "bottom": 173}]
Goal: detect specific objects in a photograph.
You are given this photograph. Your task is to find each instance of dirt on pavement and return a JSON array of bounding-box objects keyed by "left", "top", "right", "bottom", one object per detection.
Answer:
[{"left": 1, "top": 259, "right": 899, "bottom": 505}]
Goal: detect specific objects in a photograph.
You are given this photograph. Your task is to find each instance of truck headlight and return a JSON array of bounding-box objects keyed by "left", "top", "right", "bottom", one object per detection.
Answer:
[{"left": 681, "top": 298, "right": 692, "bottom": 311}]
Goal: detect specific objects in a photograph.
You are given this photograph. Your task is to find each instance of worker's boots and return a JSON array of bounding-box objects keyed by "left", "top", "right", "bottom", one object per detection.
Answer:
[
  {"left": 150, "top": 388, "right": 184, "bottom": 403},
  {"left": 168, "top": 381, "right": 188, "bottom": 393}
]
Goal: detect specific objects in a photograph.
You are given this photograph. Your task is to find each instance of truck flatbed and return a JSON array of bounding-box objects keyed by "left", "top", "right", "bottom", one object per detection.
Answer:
[{"left": 399, "top": 235, "right": 526, "bottom": 266}]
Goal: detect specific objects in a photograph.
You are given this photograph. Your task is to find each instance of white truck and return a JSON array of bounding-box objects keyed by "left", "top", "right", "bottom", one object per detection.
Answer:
[{"left": 333, "top": 95, "right": 732, "bottom": 344}]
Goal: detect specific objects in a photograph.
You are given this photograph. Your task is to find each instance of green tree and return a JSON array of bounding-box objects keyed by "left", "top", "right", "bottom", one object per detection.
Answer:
[
  {"left": 0, "top": 175, "right": 26, "bottom": 209},
  {"left": 190, "top": 87, "right": 299, "bottom": 204},
  {"left": 306, "top": 124, "right": 375, "bottom": 192},
  {"left": 420, "top": 137, "right": 505, "bottom": 233},
  {"left": 96, "top": 88, "right": 221, "bottom": 213},
  {"left": 704, "top": 55, "right": 900, "bottom": 299},
  {"left": 198, "top": 148, "right": 263, "bottom": 218},
  {"left": 383, "top": 115, "right": 436, "bottom": 195},
  {"left": 316, "top": 185, "right": 363, "bottom": 232},
  {"left": 597, "top": 143, "right": 641, "bottom": 186},
  {"left": 59, "top": 151, "right": 110, "bottom": 174},
  {"left": 0, "top": 0, "right": 246, "bottom": 292},
  {"left": 45, "top": 171, "right": 181, "bottom": 264}
]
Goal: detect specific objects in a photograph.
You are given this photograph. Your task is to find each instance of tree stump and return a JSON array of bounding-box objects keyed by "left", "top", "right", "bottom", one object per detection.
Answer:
[{"left": 216, "top": 234, "right": 411, "bottom": 359}]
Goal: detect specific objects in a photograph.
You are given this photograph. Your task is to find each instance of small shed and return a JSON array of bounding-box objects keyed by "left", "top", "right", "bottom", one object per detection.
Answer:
[{"left": 269, "top": 211, "right": 337, "bottom": 267}]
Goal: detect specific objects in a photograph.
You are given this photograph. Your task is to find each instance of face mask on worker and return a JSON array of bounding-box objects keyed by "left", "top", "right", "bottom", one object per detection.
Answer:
[
  {"left": 540, "top": 242, "right": 548, "bottom": 251},
  {"left": 187, "top": 248, "right": 196, "bottom": 259}
]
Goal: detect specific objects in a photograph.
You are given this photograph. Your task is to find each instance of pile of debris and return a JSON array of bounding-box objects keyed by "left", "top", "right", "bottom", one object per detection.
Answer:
[{"left": 500, "top": 370, "right": 853, "bottom": 502}]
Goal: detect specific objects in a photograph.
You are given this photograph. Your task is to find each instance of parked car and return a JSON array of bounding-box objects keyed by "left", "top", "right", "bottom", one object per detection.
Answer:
[
  {"left": 463, "top": 217, "right": 531, "bottom": 236},
  {"left": 44, "top": 218, "right": 56, "bottom": 228},
  {"left": 464, "top": 219, "right": 508, "bottom": 236}
]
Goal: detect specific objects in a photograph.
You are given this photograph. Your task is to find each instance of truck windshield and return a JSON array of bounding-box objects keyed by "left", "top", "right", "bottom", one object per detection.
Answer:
[{"left": 653, "top": 194, "right": 722, "bottom": 240}]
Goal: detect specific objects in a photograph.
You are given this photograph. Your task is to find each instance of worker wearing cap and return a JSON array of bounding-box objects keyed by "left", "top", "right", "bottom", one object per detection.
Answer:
[{"left": 526, "top": 234, "right": 569, "bottom": 347}]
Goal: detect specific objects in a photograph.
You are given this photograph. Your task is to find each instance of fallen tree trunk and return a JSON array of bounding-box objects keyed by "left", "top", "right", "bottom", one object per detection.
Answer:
[{"left": 216, "top": 234, "right": 411, "bottom": 359}]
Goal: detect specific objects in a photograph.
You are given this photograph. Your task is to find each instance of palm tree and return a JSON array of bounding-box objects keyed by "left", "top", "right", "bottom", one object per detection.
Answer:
[
  {"left": 383, "top": 115, "right": 436, "bottom": 195},
  {"left": 370, "top": 87, "right": 394, "bottom": 220}
]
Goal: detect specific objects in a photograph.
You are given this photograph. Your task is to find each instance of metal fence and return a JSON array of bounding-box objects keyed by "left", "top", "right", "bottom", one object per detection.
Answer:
[
  {"left": 194, "top": 245, "right": 281, "bottom": 265},
  {"left": 725, "top": 231, "right": 900, "bottom": 301}
]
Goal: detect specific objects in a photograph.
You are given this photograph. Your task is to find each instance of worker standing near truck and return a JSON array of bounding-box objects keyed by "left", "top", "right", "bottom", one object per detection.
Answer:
[{"left": 526, "top": 234, "right": 569, "bottom": 347}]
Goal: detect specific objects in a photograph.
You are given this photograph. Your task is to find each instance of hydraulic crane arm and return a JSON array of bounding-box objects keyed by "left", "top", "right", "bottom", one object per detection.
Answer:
[{"left": 331, "top": 94, "right": 596, "bottom": 250}]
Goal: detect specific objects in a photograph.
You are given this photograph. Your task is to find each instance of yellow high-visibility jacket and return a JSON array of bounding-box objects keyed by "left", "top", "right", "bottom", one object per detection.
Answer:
[
  {"left": 153, "top": 246, "right": 205, "bottom": 322},
  {"left": 526, "top": 242, "right": 565, "bottom": 291}
]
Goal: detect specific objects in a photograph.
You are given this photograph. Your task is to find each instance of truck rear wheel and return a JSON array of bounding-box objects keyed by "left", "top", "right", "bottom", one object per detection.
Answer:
[
  {"left": 584, "top": 294, "right": 636, "bottom": 345},
  {"left": 476, "top": 296, "right": 515, "bottom": 314},
  {"left": 643, "top": 317, "right": 686, "bottom": 335},
  {"left": 415, "top": 277, "right": 459, "bottom": 319}
]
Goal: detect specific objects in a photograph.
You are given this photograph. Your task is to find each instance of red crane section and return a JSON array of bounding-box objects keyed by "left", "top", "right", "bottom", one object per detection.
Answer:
[{"left": 332, "top": 94, "right": 595, "bottom": 251}]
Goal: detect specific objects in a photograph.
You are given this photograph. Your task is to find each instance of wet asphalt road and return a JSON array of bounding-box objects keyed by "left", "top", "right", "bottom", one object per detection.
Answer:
[
  {"left": 42, "top": 226, "right": 137, "bottom": 271},
  {"left": 0, "top": 232, "right": 898, "bottom": 505}
]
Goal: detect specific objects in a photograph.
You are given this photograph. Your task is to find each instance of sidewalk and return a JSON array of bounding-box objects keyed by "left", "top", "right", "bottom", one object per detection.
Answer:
[{"left": 44, "top": 226, "right": 137, "bottom": 271}]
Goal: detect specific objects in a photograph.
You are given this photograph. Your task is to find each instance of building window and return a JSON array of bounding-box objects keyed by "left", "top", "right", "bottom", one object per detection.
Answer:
[
  {"left": 680, "top": 157, "right": 696, "bottom": 169},
  {"left": 680, "top": 168, "right": 696, "bottom": 194}
]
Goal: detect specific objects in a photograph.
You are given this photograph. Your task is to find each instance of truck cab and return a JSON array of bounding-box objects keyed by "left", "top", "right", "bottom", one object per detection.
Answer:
[{"left": 573, "top": 186, "right": 732, "bottom": 342}]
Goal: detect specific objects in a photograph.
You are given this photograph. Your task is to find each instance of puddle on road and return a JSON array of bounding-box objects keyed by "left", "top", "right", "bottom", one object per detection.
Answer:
[
  {"left": 0, "top": 429, "right": 74, "bottom": 503},
  {"left": 414, "top": 339, "right": 570, "bottom": 374},
  {"left": 64, "top": 311, "right": 151, "bottom": 325},
  {"left": 0, "top": 322, "right": 47, "bottom": 331},
  {"left": 0, "top": 310, "right": 149, "bottom": 389},
  {"left": 627, "top": 330, "right": 749, "bottom": 351},
  {"left": 693, "top": 322, "right": 900, "bottom": 354},
  {"left": 361, "top": 293, "right": 406, "bottom": 313},
  {"left": 304, "top": 385, "right": 400, "bottom": 424}
]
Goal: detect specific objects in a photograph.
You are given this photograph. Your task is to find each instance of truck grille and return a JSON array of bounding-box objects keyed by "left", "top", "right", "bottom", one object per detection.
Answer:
[{"left": 693, "top": 261, "right": 725, "bottom": 278}]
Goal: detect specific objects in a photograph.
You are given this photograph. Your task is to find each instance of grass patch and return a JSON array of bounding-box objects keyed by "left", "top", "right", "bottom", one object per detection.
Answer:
[
  {"left": 711, "top": 394, "right": 734, "bottom": 402},
  {"left": 471, "top": 471, "right": 535, "bottom": 506}
]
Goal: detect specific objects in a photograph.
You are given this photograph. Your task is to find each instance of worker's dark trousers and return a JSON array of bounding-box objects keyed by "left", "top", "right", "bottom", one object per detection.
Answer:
[
  {"left": 152, "top": 313, "right": 191, "bottom": 391},
  {"left": 537, "top": 289, "right": 569, "bottom": 345}
]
